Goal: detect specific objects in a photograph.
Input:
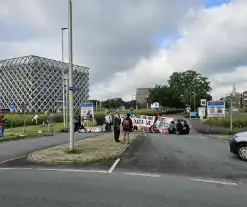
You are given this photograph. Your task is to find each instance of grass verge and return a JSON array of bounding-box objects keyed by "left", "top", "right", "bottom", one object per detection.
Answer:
[
  {"left": 27, "top": 132, "right": 139, "bottom": 164},
  {"left": 1, "top": 122, "right": 65, "bottom": 142}
]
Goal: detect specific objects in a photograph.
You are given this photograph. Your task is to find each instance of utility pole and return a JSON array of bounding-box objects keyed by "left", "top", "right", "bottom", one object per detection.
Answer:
[
  {"left": 68, "top": 0, "right": 74, "bottom": 151},
  {"left": 230, "top": 98, "right": 233, "bottom": 132},
  {"left": 61, "top": 27, "right": 68, "bottom": 129}
]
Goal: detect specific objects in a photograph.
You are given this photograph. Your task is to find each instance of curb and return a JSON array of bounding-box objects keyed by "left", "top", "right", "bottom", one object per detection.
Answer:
[
  {"left": 27, "top": 134, "right": 139, "bottom": 164},
  {"left": 207, "top": 134, "right": 231, "bottom": 141}
]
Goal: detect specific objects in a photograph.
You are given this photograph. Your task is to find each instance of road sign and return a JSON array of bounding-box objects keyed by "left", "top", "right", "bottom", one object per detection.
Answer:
[
  {"left": 69, "top": 86, "right": 79, "bottom": 92},
  {"left": 9, "top": 103, "right": 15, "bottom": 112},
  {"left": 200, "top": 99, "right": 206, "bottom": 106}
]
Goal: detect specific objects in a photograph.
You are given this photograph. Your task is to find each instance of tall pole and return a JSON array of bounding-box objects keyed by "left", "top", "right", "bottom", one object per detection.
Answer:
[
  {"left": 230, "top": 98, "right": 233, "bottom": 132},
  {"left": 193, "top": 92, "right": 196, "bottom": 112},
  {"left": 68, "top": 0, "right": 74, "bottom": 151}
]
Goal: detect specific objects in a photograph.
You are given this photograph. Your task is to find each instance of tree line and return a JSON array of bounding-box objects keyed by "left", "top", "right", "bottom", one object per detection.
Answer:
[{"left": 90, "top": 70, "right": 212, "bottom": 110}]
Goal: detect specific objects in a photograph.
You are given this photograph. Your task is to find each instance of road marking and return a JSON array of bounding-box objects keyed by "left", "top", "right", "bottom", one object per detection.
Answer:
[
  {"left": 191, "top": 178, "right": 237, "bottom": 186},
  {"left": 0, "top": 167, "right": 108, "bottom": 174},
  {"left": 0, "top": 156, "right": 25, "bottom": 164},
  {"left": 198, "top": 136, "right": 206, "bottom": 139},
  {"left": 124, "top": 172, "right": 160, "bottom": 177},
  {"left": 108, "top": 158, "right": 121, "bottom": 173}
]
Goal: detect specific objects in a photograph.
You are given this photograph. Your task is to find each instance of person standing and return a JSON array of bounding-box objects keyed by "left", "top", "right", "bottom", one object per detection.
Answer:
[
  {"left": 47, "top": 112, "right": 55, "bottom": 135},
  {"left": 113, "top": 112, "right": 121, "bottom": 142},
  {"left": 122, "top": 113, "right": 133, "bottom": 144},
  {"left": 0, "top": 113, "right": 4, "bottom": 137},
  {"left": 104, "top": 112, "right": 112, "bottom": 132},
  {"left": 74, "top": 113, "right": 80, "bottom": 133}
]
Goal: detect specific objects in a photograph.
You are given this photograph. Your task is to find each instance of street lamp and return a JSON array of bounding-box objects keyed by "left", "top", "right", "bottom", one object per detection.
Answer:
[
  {"left": 61, "top": 27, "right": 68, "bottom": 129},
  {"left": 68, "top": 0, "right": 74, "bottom": 151}
]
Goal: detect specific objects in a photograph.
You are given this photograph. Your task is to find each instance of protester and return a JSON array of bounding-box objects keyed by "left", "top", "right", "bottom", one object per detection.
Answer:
[
  {"left": 47, "top": 112, "right": 55, "bottom": 135},
  {"left": 168, "top": 121, "right": 176, "bottom": 134},
  {"left": 183, "top": 120, "right": 190, "bottom": 134},
  {"left": 113, "top": 111, "right": 121, "bottom": 142},
  {"left": 176, "top": 119, "right": 183, "bottom": 135},
  {"left": 74, "top": 113, "right": 81, "bottom": 133},
  {"left": 104, "top": 112, "right": 112, "bottom": 132},
  {"left": 32, "top": 113, "right": 39, "bottom": 125},
  {"left": 122, "top": 113, "right": 133, "bottom": 144},
  {"left": 0, "top": 113, "right": 4, "bottom": 137}
]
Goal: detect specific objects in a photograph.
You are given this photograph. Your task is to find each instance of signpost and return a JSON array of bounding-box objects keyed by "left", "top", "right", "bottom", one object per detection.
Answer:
[
  {"left": 200, "top": 99, "right": 206, "bottom": 106},
  {"left": 207, "top": 101, "right": 225, "bottom": 118},
  {"left": 9, "top": 103, "right": 15, "bottom": 112}
]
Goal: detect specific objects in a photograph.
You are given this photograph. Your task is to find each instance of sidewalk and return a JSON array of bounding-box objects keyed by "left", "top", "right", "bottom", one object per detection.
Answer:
[{"left": 28, "top": 132, "right": 139, "bottom": 164}]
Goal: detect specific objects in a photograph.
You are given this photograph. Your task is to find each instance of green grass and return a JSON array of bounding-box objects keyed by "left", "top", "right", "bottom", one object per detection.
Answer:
[
  {"left": 204, "top": 112, "right": 247, "bottom": 128},
  {"left": 1, "top": 122, "right": 65, "bottom": 142}
]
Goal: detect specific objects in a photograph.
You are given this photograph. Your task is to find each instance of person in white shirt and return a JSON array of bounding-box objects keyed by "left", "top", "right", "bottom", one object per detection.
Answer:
[
  {"left": 104, "top": 112, "right": 112, "bottom": 132},
  {"left": 32, "top": 114, "right": 39, "bottom": 125}
]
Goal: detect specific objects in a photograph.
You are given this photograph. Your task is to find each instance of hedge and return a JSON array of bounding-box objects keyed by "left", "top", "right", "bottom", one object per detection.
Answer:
[
  {"left": 204, "top": 118, "right": 247, "bottom": 128},
  {"left": 3, "top": 109, "right": 183, "bottom": 128},
  {"left": 190, "top": 118, "right": 247, "bottom": 135},
  {"left": 4, "top": 113, "right": 63, "bottom": 128},
  {"left": 94, "top": 109, "right": 184, "bottom": 125}
]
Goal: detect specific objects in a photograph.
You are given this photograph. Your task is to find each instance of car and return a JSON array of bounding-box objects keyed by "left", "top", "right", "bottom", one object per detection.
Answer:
[{"left": 229, "top": 131, "right": 247, "bottom": 161}]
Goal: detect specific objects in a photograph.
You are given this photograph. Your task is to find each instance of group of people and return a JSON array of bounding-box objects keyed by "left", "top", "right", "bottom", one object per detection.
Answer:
[
  {"left": 105, "top": 112, "right": 133, "bottom": 144},
  {"left": 168, "top": 119, "right": 190, "bottom": 135}
]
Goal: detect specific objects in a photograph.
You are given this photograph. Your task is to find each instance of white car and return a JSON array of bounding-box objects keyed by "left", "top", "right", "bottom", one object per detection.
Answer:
[{"left": 229, "top": 131, "right": 247, "bottom": 161}]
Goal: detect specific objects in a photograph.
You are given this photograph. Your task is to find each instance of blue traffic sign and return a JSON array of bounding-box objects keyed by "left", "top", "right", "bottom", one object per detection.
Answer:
[
  {"left": 80, "top": 103, "right": 93, "bottom": 107},
  {"left": 69, "top": 86, "right": 80, "bottom": 92},
  {"left": 9, "top": 103, "right": 15, "bottom": 109}
]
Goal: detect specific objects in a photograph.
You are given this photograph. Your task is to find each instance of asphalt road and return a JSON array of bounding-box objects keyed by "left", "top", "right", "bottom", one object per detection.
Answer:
[
  {"left": 117, "top": 133, "right": 247, "bottom": 181},
  {"left": 1, "top": 168, "right": 247, "bottom": 207},
  {"left": 0, "top": 132, "right": 100, "bottom": 162}
]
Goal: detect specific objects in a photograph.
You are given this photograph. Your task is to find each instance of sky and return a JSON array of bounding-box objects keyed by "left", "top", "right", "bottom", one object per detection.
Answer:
[{"left": 1, "top": 0, "right": 247, "bottom": 101}]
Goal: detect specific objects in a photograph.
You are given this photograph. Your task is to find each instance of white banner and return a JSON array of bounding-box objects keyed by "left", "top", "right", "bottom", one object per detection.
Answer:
[{"left": 120, "top": 114, "right": 155, "bottom": 129}]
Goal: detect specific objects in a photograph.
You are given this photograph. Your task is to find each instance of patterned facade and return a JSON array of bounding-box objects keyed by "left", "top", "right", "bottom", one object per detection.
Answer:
[{"left": 0, "top": 55, "right": 89, "bottom": 112}]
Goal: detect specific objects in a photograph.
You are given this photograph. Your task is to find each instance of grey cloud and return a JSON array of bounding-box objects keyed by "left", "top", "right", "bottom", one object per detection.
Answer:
[{"left": 1, "top": 0, "right": 201, "bottom": 86}]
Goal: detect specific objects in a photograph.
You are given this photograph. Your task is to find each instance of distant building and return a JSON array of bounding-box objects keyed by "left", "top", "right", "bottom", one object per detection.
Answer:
[
  {"left": 136, "top": 88, "right": 153, "bottom": 104},
  {"left": 0, "top": 55, "right": 89, "bottom": 112}
]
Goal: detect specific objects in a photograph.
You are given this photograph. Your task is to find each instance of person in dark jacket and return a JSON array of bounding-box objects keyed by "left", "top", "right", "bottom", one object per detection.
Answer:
[
  {"left": 183, "top": 120, "right": 190, "bottom": 134},
  {"left": 122, "top": 113, "right": 133, "bottom": 144},
  {"left": 112, "top": 112, "right": 121, "bottom": 142},
  {"left": 176, "top": 119, "right": 183, "bottom": 135}
]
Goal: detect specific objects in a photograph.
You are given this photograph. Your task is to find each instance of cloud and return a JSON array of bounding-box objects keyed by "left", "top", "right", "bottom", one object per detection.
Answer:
[
  {"left": 1, "top": 0, "right": 247, "bottom": 101},
  {"left": 92, "top": 0, "right": 247, "bottom": 100},
  {"left": 0, "top": 0, "right": 201, "bottom": 98}
]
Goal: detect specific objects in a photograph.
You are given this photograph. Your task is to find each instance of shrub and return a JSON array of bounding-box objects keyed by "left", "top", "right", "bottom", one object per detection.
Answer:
[
  {"left": 4, "top": 113, "right": 63, "bottom": 128},
  {"left": 190, "top": 118, "right": 247, "bottom": 135}
]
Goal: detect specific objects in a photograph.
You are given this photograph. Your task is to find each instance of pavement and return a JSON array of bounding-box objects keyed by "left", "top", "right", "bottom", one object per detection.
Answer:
[
  {"left": 1, "top": 121, "right": 247, "bottom": 206},
  {"left": 0, "top": 132, "right": 100, "bottom": 162},
  {"left": 1, "top": 168, "right": 247, "bottom": 206}
]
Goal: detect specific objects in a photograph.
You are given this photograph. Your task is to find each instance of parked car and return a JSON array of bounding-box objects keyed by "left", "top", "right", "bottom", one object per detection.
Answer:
[{"left": 229, "top": 131, "right": 247, "bottom": 161}]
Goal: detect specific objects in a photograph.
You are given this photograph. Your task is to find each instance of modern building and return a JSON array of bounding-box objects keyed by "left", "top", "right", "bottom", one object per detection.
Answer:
[
  {"left": 0, "top": 55, "right": 89, "bottom": 112},
  {"left": 136, "top": 88, "right": 153, "bottom": 104}
]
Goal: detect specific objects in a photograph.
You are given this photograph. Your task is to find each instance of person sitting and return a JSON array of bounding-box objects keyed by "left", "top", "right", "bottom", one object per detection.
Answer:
[
  {"left": 176, "top": 119, "right": 183, "bottom": 135},
  {"left": 168, "top": 121, "right": 176, "bottom": 134},
  {"left": 183, "top": 120, "right": 190, "bottom": 134}
]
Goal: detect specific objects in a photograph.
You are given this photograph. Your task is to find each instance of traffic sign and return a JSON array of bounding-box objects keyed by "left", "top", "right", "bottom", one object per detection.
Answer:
[
  {"left": 200, "top": 99, "right": 206, "bottom": 106},
  {"left": 69, "top": 86, "right": 80, "bottom": 92},
  {"left": 9, "top": 103, "right": 15, "bottom": 112}
]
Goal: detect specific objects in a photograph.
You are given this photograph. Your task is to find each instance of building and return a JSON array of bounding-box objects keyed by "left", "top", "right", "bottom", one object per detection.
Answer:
[
  {"left": 136, "top": 88, "right": 153, "bottom": 104},
  {"left": 0, "top": 55, "right": 89, "bottom": 112}
]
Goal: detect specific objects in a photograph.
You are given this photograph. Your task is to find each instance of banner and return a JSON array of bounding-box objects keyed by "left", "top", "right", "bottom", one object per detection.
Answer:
[
  {"left": 207, "top": 101, "right": 225, "bottom": 118},
  {"left": 120, "top": 114, "right": 155, "bottom": 129},
  {"left": 155, "top": 116, "right": 174, "bottom": 133},
  {"left": 80, "top": 103, "right": 94, "bottom": 123}
]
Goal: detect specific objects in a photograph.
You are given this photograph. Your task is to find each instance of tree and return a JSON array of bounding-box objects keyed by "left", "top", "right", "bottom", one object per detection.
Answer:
[
  {"left": 147, "top": 85, "right": 184, "bottom": 109},
  {"left": 168, "top": 70, "right": 211, "bottom": 109}
]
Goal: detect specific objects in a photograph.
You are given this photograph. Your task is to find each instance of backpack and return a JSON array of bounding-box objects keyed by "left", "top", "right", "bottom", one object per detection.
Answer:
[{"left": 123, "top": 118, "right": 130, "bottom": 130}]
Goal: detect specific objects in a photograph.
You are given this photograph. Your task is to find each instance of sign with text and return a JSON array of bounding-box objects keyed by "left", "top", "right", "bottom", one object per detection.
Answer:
[
  {"left": 207, "top": 101, "right": 225, "bottom": 118},
  {"left": 80, "top": 103, "right": 94, "bottom": 122},
  {"left": 120, "top": 114, "right": 155, "bottom": 129}
]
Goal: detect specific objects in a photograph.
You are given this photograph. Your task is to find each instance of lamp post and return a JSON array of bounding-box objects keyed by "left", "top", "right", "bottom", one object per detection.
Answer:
[
  {"left": 61, "top": 27, "right": 68, "bottom": 129},
  {"left": 68, "top": 0, "right": 74, "bottom": 151}
]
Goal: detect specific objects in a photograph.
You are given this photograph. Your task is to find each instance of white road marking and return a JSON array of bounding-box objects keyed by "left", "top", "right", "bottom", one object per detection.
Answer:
[
  {"left": 191, "top": 178, "right": 237, "bottom": 186},
  {"left": 198, "top": 136, "right": 206, "bottom": 139},
  {"left": 0, "top": 156, "right": 25, "bottom": 164},
  {"left": 108, "top": 158, "right": 121, "bottom": 173},
  {"left": 0, "top": 167, "right": 108, "bottom": 173},
  {"left": 124, "top": 172, "right": 160, "bottom": 177}
]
